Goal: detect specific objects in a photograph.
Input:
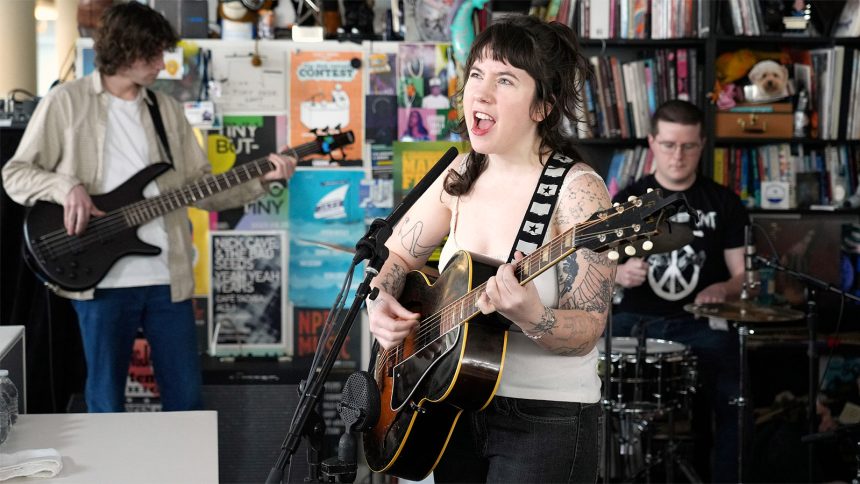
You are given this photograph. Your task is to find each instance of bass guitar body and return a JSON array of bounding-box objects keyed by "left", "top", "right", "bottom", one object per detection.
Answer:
[
  {"left": 363, "top": 250, "right": 509, "bottom": 481},
  {"left": 23, "top": 163, "right": 170, "bottom": 291}
]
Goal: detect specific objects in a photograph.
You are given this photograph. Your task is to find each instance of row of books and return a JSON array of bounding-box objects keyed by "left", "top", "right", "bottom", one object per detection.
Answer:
[
  {"left": 576, "top": 0, "right": 709, "bottom": 39},
  {"left": 725, "top": 0, "right": 860, "bottom": 37},
  {"left": 846, "top": 49, "right": 860, "bottom": 140},
  {"left": 713, "top": 144, "right": 859, "bottom": 208},
  {"left": 575, "top": 49, "right": 701, "bottom": 139},
  {"left": 605, "top": 143, "right": 859, "bottom": 209}
]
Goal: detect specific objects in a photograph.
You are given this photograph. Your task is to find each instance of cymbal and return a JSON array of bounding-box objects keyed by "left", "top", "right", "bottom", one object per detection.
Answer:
[
  {"left": 684, "top": 301, "right": 804, "bottom": 323},
  {"left": 629, "top": 221, "right": 694, "bottom": 255}
]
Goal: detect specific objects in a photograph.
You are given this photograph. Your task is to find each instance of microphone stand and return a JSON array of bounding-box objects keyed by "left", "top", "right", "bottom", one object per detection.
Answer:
[
  {"left": 265, "top": 147, "right": 459, "bottom": 484},
  {"left": 754, "top": 255, "right": 860, "bottom": 483}
]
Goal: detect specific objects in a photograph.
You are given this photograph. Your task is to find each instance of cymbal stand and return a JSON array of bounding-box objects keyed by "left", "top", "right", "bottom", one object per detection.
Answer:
[
  {"left": 755, "top": 255, "right": 860, "bottom": 483},
  {"left": 729, "top": 321, "right": 750, "bottom": 483}
]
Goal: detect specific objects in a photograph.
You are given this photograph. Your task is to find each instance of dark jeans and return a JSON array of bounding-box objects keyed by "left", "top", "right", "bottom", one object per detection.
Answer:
[
  {"left": 611, "top": 311, "right": 746, "bottom": 483},
  {"left": 433, "top": 396, "right": 602, "bottom": 483},
  {"left": 71, "top": 285, "right": 202, "bottom": 412}
]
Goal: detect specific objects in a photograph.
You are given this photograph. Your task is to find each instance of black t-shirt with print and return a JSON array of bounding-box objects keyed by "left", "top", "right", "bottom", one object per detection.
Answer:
[{"left": 613, "top": 174, "right": 749, "bottom": 316}]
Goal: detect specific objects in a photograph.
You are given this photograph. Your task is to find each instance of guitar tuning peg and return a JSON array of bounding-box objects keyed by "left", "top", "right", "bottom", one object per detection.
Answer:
[
  {"left": 607, "top": 250, "right": 620, "bottom": 261},
  {"left": 627, "top": 195, "right": 637, "bottom": 202},
  {"left": 646, "top": 188, "right": 654, "bottom": 193},
  {"left": 624, "top": 245, "right": 636, "bottom": 256},
  {"left": 613, "top": 202, "right": 620, "bottom": 207},
  {"left": 642, "top": 240, "right": 654, "bottom": 251}
]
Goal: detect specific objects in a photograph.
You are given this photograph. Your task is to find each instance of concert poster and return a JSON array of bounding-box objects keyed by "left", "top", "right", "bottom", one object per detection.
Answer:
[
  {"left": 397, "top": 43, "right": 459, "bottom": 142},
  {"left": 125, "top": 337, "right": 161, "bottom": 412},
  {"left": 287, "top": 169, "right": 365, "bottom": 308},
  {"left": 392, "top": 140, "right": 470, "bottom": 203},
  {"left": 207, "top": 115, "right": 290, "bottom": 231},
  {"left": 208, "top": 231, "right": 289, "bottom": 357},
  {"left": 292, "top": 307, "right": 362, "bottom": 371},
  {"left": 189, "top": 207, "right": 211, "bottom": 296},
  {"left": 289, "top": 50, "right": 364, "bottom": 166}
]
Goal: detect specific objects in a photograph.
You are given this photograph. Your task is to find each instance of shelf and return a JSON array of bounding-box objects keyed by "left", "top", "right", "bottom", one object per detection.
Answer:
[
  {"left": 713, "top": 34, "right": 860, "bottom": 47},
  {"left": 749, "top": 208, "right": 860, "bottom": 216},
  {"left": 573, "top": 137, "right": 647, "bottom": 147},
  {"left": 714, "top": 137, "right": 860, "bottom": 145},
  {"left": 579, "top": 38, "right": 706, "bottom": 48}
]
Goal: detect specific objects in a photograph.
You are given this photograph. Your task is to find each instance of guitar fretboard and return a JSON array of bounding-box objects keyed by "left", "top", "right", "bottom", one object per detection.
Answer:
[
  {"left": 436, "top": 225, "right": 586, "bottom": 336},
  {"left": 120, "top": 140, "right": 322, "bottom": 227}
]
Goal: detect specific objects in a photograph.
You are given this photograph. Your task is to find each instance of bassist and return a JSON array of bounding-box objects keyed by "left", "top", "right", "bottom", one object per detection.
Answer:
[
  {"left": 367, "top": 16, "right": 615, "bottom": 483},
  {"left": 1, "top": 3, "right": 294, "bottom": 413}
]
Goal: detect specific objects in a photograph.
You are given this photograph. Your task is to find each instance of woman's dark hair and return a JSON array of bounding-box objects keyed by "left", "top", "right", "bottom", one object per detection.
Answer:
[
  {"left": 94, "top": 2, "right": 179, "bottom": 76},
  {"left": 444, "top": 15, "right": 592, "bottom": 196}
]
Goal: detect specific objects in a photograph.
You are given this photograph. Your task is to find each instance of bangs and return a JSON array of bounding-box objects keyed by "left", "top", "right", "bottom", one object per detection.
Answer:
[{"left": 467, "top": 23, "right": 539, "bottom": 76}]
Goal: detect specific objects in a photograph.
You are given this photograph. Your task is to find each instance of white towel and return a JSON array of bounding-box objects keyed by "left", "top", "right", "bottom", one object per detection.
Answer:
[{"left": 0, "top": 448, "right": 63, "bottom": 481}]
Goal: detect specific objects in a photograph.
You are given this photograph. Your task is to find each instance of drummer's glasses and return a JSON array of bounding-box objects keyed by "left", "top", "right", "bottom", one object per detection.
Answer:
[{"left": 655, "top": 141, "right": 703, "bottom": 156}]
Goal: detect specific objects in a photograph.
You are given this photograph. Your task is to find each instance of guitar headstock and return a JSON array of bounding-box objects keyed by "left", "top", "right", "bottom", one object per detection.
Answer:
[
  {"left": 577, "top": 189, "right": 695, "bottom": 259},
  {"left": 314, "top": 130, "right": 355, "bottom": 155}
]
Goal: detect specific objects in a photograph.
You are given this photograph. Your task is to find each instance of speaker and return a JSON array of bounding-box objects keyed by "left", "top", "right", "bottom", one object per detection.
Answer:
[{"left": 201, "top": 358, "right": 350, "bottom": 484}]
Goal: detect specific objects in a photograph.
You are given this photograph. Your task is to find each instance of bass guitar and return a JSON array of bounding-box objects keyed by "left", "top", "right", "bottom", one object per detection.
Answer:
[
  {"left": 363, "top": 189, "right": 694, "bottom": 480},
  {"left": 23, "top": 131, "right": 354, "bottom": 291}
]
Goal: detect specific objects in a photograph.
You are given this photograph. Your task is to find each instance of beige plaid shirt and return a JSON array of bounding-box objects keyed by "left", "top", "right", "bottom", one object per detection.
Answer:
[{"left": 2, "top": 71, "right": 268, "bottom": 301}]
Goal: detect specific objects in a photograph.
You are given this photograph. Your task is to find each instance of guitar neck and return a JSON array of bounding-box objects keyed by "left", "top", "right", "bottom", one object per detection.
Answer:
[{"left": 122, "top": 140, "right": 321, "bottom": 226}]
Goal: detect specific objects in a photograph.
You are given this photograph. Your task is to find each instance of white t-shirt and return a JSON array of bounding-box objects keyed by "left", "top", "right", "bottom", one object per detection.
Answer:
[
  {"left": 97, "top": 93, "right": 171, "bottom": 288},
  {"left": 421, "top": 94, "right": 450, "bottom": 110}
]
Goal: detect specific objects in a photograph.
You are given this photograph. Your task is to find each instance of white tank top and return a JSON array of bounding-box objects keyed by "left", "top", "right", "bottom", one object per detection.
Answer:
[{"left": 437, "top": 169, "right": 605, "bottom": 403}]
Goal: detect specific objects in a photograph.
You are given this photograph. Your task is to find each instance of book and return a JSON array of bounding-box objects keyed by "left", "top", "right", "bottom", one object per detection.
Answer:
[{"left": 833, "top": 0, "right": 860, "bottom": 37}]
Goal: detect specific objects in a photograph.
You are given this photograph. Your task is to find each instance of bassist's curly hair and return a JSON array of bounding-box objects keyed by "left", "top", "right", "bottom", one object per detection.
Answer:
[{"left": 94, "top": 2, "right": 179, "bottom": 76}]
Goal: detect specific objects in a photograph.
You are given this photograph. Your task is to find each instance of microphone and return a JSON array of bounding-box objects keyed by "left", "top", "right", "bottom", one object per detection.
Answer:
[
  {"left": 744, "top": 224, "right": 757, "bottom": 299},
  {"left": 322, "top": 371, "right": 381, "bottom": 483}
]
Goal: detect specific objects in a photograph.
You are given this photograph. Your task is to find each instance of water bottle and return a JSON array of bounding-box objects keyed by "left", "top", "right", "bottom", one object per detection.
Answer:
[
  {"left": 0, "top": 396, "right": 9, "bottom": 445},
  {"left": 0, "top": 370, "right": 19, "bottom": 425}
]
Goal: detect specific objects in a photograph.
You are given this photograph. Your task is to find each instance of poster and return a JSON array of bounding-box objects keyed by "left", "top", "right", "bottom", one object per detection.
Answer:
[
  {"left": 209, "top": 45, "right": 288, "bottom": 113},
  {"left": 288, "top": 169, "right": 366, "bottom": 308},
  {"left": 397, "top": 43, "right": 460, "bottom": 142},
  {"left": 189, "top": 207, "right": 211, "bottom": 296},
  {"left": 292, "top": 307, "right": 362, "bottom": 370},
  {"left": 208, "top": 231, "right": 289, "bottom": 357},
  {"left": 207, "top": 115, "right": 290, "bottom": 230},
  {"left": 289, "top": 50, "right": 364, "bottom": 166},
  {"left": 125, "top": 337, "right": 161, "bottom": 412},
  {"left": 392, "top": 140, "right": 470, "bottom": 202}
]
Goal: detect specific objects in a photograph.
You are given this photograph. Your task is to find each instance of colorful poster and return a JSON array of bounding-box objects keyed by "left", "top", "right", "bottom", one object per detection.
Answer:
[
  {"left": 288, "top": 169, "right": 366, "bottom": 308},
  {"left": 209, "top": 45, "right": 288, "bottom": 113},
  {"left": 208, "top": 231, "right": 289, "bottom": 357},
  {"left": 392, "top": 140, "right": 470, "bottom": 202},
  {"left": 397, "top": 43, "right": 460, "bottom": 142},
  {"left": 189, "top": 207, "right": 211, "bottom": 296},
  {"left": 368, "top": 52, "right": 397, "bottom": 95},
  {"left": 292, "top": 307, "right": 362, "bottom": 370},
  {"left": 289, "top": 50, "right": 364, "bottom": 165},
  {"left": 366, "top": 95, "right": 398, "bottom": 145},
  {"left": 207, "top": 115, "right": 290, "bottom": 230},
  {"left": 125, "top": 337, "right": 161, "bottom": 412}
]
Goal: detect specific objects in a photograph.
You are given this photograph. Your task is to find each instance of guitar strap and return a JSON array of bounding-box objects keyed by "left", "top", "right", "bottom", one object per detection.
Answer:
[
  {"left": 506, "top": 152, "right": 576, "bottom": 263},
  {"left": 145, "top": 89, "right": 175, "bottom": 169}
]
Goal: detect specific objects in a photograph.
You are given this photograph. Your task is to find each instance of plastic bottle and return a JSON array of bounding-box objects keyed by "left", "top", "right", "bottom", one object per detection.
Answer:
[
  {"left": 0, "top": 370, "right": 19, "bottom": 425},
  {"left": 0, "top": 396, "right": 9, "bottom": 444}
]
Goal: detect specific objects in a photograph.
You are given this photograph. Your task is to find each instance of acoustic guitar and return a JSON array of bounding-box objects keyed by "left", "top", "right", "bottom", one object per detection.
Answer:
[{"left": 363, "top": 189, "right": 694, "bottom": 480}]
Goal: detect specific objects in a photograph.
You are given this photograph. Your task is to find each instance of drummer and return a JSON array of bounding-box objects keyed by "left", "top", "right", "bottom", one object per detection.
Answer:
[{"left": 611, "top": 100, "right": 750, "bottom": 483}]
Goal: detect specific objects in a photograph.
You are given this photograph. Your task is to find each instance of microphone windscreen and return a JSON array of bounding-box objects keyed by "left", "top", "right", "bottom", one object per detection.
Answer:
[{"left": 339, "top": 371, "right": 380, "bottom": 432}]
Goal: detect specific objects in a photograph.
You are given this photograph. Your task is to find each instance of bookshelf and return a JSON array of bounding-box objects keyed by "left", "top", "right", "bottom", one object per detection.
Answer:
[{"left": 569, "top": 0, "right": 860, "bottom": 210}]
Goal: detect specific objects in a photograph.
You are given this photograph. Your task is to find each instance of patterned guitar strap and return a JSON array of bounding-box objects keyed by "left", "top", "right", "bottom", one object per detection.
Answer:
[{"left": 506, "top": 152, "right": 576, "bottom": 263}]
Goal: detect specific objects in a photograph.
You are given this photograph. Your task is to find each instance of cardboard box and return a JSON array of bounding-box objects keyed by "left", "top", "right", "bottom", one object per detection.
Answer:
[{"left": 716, "top": 102, "right": 794, "bottom": 138}]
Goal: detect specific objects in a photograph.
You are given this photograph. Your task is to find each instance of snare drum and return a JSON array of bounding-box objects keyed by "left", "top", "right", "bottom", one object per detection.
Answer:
[{"left": 598, "top": 337, "right": 697, "bottom": 412}]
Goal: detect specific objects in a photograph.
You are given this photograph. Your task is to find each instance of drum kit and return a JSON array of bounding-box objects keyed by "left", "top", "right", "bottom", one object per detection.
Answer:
[{"left": 599, "top": 222, "right": 806, "bottom": 483}]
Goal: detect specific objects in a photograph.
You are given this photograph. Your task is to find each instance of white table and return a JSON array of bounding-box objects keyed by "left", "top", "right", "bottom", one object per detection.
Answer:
[{"left": 1, "top": 411, "right": 218, "bottom": 483}]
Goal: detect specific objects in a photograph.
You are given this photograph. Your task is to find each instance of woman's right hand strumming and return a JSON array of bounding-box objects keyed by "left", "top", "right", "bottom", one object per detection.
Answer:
[{"left": 367, "top": 290, "right": 420, "bottom": 350}]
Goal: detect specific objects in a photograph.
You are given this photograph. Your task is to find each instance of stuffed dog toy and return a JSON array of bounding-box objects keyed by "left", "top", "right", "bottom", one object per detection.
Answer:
[{"left": 748, "top": 60, "right": 789, "bottom": 97}]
